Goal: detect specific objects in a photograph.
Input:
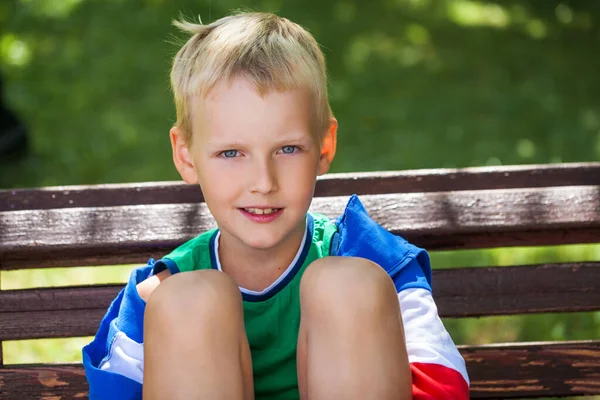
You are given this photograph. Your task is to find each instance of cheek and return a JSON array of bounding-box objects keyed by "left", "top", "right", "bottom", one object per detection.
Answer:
[
  {"left": 196, "top": 162, "right": 237, "bottom": 202},
  {"left": 279, "top": 157, "right": 319, "bottom": 199}
]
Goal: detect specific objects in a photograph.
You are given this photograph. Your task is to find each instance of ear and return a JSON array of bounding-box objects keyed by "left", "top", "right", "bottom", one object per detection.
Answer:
[
  {"left": 170, "top": 126, "right": 199, "bottom": 184},
  {"left": 318, "top": 118, "right": 338, "bottom": 176}
]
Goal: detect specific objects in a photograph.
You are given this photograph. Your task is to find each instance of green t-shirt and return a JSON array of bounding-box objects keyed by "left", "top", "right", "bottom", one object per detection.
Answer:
[{"left": 163, "top": 213, "right": 337, "bottom": 399}]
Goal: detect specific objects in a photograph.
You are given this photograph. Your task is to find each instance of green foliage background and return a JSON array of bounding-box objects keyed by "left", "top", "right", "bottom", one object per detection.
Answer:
[{"left": 0, "top": 0, "right": 599, "bottom": 397}]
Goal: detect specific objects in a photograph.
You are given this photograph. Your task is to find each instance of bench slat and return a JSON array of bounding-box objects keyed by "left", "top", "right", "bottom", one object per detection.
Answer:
[
  {"left": 0, "top": 341, "right": 598, "bottom": 398},
  {"left": 1, "top": 263, "right": 598, "bottom": 341},
  {"left": 0, "top": 309, "right": 105, "bottom": 340},
  {"left": 435, "top": 262, "right": 600, "bottom": 318},
  {"left": 2, "top": 186, "right": 600, "bottom": 270},
  {"left": 2, "top": 162, "right": 599, "bottom": 212},
  {"left": 462, "top": 340, "right": 600, "bottom": 398}
]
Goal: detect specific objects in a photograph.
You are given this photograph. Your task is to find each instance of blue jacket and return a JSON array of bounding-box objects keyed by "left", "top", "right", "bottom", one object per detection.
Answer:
[{"left": 83, "top": 195, "right": 466, "bottom": 399}]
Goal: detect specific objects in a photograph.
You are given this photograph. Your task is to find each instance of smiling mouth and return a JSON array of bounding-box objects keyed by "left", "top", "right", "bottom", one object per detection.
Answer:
[{"left": 242, "top": 208, "right": 282, "bottom": 215}]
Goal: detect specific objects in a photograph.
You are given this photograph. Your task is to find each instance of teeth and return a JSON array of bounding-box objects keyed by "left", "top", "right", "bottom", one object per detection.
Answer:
[{"left": 245, "top": 208, "right": 278, "bottom": 215}]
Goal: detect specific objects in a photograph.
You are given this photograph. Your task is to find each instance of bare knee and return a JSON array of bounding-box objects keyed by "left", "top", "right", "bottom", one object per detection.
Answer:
[
  {"left": 298, "top": 258, "right": 411, "bottom": 400},
  {"left": 145, "top": 269, "right": 241, "bottom": 324},
  {"left": 300, "top": 256, "right": 398, "bottom": 318},
  {"left": 142, "top": 270, "right": 253, "bottom": 400}
]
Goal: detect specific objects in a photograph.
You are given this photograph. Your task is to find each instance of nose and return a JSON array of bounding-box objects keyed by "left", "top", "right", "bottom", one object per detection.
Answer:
[{"left": 249, "top": 157, "right": 278, "bottom": 194}]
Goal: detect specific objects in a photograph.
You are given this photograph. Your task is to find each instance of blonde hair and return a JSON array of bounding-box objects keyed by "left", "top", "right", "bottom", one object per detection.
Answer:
[{"left": 170, "top": 12, "right": 332, "bottom": 143}]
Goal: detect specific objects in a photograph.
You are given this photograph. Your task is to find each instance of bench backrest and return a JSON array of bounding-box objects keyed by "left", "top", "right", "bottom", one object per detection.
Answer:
[{"left": 1, "top": 162, "right": 599, "bottom": 398}]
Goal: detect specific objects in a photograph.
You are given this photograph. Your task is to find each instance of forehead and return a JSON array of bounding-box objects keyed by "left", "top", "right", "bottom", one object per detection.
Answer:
[{"left": 189, "top": 77, "right": 316, "bottom": 141}]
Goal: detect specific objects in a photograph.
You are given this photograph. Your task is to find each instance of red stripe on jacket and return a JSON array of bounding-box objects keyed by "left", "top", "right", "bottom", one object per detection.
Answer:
[{"left": 411, "top": 362, "right": 470, "bottom": 399}]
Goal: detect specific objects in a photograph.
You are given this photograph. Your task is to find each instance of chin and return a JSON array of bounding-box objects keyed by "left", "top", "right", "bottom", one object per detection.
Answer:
[
  {"left": 241, "top": 233, "right": 284, "bottom": 250},
  {"left": 225, "top": 212, "right": 306, "bottom": 251}
]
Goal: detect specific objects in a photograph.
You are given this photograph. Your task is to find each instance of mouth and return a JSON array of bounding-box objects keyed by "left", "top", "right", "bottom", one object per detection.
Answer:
[
  {"left": 241, "top": 207, "right": 282, "bottom": 215},
  {"left": 239, "top": 207, "right": 284, "bottom": 223}
]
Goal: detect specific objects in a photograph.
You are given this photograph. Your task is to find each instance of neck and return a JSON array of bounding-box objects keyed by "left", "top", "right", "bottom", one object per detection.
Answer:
[{"left": 218, "top": 218, "right": 307, "bottom": 292}]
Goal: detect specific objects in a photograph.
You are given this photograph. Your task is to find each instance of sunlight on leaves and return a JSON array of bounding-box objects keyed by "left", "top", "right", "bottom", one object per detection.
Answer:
[
  {"left": 525, "top": 19, "right": 547, "bottom": 39},
  {"left": 447, "top": 0, "right": 510, "bottom": 29},
  {"left": 3, "top": 337, "right": 92, "bottom": 364},
  {"left": 405, "top": 23, "right": 430, "bottom": 45},
  {"left": 346, "top": 31, "right": 434, "bottom": 73},
  {"left": 1, "top": 265, "right": 132, "bottom": 290},
  {"left": 549, "top": 155, "right": 563, "bottom": 164},
  {"left": 485, "top": 156, "right": 502, "bottom": 166},
  {"left": 397, "top": 45, "right": 424, "bottom": 67},
  {"left": 431, "top": 244, "right": 600, "bottom": 269},
  {"left": 555, "top": 3, "right": 574, "bottom": 25},
  {"left": 394, "top": 0, "right": 430, "bottom": 9},
  {"left": 516, "top": 138, "right": 536, "bottom": 159},
  {"left": 580, "top": 109, "right": 600, "bottom": 131},
  {"left": 102, "top": 110, "right": 140, "bottom": 147},
  {"left": 0, "top": 33, "right": 31, "bottom": 67},
  {"left": 346, "top": 36, "right": 372, "bottom": 73},
  {"left": 19, "top": 0, "right": 85, "bottom": 19},
  {"left": 550, "top": 321, "right": 566, "bottom": 341},
  {"left": 450, "top": 312, "right": 600, "bottom": 346}
]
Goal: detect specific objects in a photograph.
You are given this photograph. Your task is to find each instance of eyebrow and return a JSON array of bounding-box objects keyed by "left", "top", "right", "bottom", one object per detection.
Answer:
[
  {"left": 275, "top": 135, "right": 314, "bottom": 144},
  {"left": 205, "top": 134, "right": 314, "bottom": 148},
  {"left": 204, "top": 141, "right": 245, "bottom": 148}
]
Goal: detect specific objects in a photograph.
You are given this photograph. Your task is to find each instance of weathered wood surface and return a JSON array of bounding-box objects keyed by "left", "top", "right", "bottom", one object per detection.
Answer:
[
  {"left": 1, "top": 165, "right": 598, "bottom": 398},
  {"left": 1, "top": 162, "right": 599, "bottom": 212},
  {"left": 462, "top": 340, "right": 600, "bottom": 398},
  {"left": 434, "top": 262, "right": 600, "bottom": 318},
  {"left": 1, "top": 263, "right": 598, "bottom": 341},
  {"left": 0, "top": 309, "right": 106, "bottom": 341},
  {"left": 0, "top": 341, "right": 598, "bottom": 399},
  {"left": 0, "top": 271, "right": 2, "bottom": 365},
  {"left": 0, "top": 364, "right": 88, "bottom": 400},
  {"left": 2, "top": 185, "right": 600, "bottom": 270}
]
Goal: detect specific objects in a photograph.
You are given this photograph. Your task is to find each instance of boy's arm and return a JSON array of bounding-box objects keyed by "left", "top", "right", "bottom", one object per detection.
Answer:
[
  {"left": 83, "top": 262, "right": 170, "bottom": 400},
  {"left": 398, "top": 284, "right": 470, "bottom": 399},
  {"left": 332, "top": 195, "right": 470, "bottom": 399}
]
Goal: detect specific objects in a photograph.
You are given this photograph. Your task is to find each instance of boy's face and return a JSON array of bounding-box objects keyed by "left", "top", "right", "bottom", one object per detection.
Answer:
[{"left": 171, "top": 77, "right": 337, "bottom": 252}]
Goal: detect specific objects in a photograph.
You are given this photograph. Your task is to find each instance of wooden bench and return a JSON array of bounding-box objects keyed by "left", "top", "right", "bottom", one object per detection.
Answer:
[{"left": 1, "top": 162, "right": 599, "bottom": 399}]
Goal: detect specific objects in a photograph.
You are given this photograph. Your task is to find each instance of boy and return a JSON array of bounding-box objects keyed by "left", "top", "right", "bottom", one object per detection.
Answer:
[{"left": 83, "top": 12, "right": 469, "bottom": 399}]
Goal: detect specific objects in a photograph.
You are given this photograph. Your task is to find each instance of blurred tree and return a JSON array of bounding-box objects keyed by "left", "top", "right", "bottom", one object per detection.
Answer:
[
  {"left": 0, "top": 73, "right": 28, "bottom": 162},
  {"left": 0, "top": 0, "right": 599, "bottom": 188}
]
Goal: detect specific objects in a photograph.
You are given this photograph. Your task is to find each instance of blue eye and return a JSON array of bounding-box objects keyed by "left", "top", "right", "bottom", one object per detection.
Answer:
[
  {"left": 221, "top": 150, "right": 239, "bottom": 158},
  {"left": 281, "top": 146, "right": 297, "bottom": 154}
]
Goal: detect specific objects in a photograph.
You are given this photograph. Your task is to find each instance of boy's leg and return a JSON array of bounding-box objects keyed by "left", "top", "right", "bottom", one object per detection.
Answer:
[
  {"left": 143, "top": 270, "right": 254, "bottom": 400},
  {"left": 297, "top": 257, "right": 412, "bottom": 400}
]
